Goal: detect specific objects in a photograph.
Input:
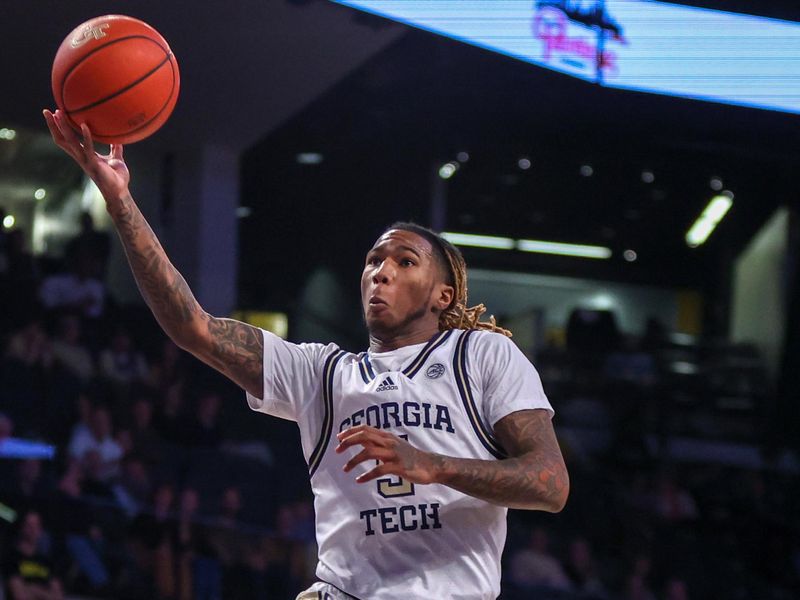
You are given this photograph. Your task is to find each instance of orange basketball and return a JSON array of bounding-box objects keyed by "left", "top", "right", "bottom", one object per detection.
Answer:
[{"left": 52, "top": 14, "right": 180, "bottom": 145}]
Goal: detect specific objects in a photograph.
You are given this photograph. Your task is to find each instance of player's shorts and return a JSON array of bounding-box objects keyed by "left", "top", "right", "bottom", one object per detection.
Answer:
[{"left": 295, "top": 581, "right": 359, "bottom": 600}]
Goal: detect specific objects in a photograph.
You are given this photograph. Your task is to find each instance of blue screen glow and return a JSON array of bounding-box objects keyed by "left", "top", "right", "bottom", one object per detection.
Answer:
[{"left": 331, "top": 0, "right": 800, "bottom": 114}]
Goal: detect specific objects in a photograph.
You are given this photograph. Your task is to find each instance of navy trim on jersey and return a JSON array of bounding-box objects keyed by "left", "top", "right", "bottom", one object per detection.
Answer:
[
  {"left": 357, "top": 353, "right": 377, "bottom": 383},
  {"left": 357, "top": 354, "right": 370, "bottom": 384},
  {"left": 309, "top": 349, "right": 347, "bottom": 477},
  {"left": 364, "top": 355, "right": 377, "bottom": 380},
  {"left": 453, "top": 330, "right": 507, "bottom": 459},
  {"left": 403, "top": 329, "right": 453, "bottom": 379}
]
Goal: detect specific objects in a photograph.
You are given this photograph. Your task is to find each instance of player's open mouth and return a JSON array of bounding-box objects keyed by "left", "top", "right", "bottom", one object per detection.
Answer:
[{"left": 369, "top": 296, "right": 387, "bottom": 306}]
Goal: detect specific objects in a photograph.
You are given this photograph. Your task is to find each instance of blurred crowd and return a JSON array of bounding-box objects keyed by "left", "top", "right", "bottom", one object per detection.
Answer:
[{"left": 0, "top": 213, "right": 799, "bottom": 599}]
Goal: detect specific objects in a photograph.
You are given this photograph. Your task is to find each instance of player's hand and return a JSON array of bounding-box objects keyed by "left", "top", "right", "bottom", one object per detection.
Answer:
[
  {"left": 336, "top": 425, "right": 443, "bottom": 485},
  {"left": 43, "top": 109, "right": 130, "bottom": 205}
]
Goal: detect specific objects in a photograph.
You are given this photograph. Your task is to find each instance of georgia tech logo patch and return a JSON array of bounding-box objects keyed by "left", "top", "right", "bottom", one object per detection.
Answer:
[
  {"left": 71, "top": 23, "right": 110, "bottom": 48},
  {"left": 426, "top": 363, "right": 445, "bottom": 379}
]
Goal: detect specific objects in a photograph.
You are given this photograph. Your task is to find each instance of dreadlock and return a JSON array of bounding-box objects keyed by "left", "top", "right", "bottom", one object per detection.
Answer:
[{"left": 386, "top": 223, "right": 512, "bottom": 337}]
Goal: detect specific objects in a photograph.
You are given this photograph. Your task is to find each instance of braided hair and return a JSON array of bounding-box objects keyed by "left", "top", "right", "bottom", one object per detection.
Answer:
[{"left": 385, "top": 223, "right": 512, "bottom": 337}]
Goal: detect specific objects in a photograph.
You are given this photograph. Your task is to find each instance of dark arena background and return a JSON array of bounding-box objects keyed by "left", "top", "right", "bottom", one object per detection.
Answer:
[{"left": 1, "top": 1, "right": 800, "bottom": 598}]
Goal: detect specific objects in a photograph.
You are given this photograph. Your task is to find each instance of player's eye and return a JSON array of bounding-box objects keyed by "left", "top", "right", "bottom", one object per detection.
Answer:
[
  {"left": 400, "top": 258, "right": 415, "bottom": 267},
  {"left": 367, "top": 256, "right": 382, "bottom": 266}
]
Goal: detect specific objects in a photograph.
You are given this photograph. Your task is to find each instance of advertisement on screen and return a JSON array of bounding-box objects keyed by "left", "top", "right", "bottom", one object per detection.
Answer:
[{"left": 332, "top": 0, "right": 800, "bottom": 114}]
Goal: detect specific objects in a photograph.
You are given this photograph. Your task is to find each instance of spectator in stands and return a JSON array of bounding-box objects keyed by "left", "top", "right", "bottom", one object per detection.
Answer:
[
  {"left": 1, "top": 510, "right": 64, "bottom": 600},
  {"left": 176, "top": 487, "right": 222, "bottom": 600},
  {"left": 50, "top": 314, "right": 95, "bottom": 382},
  {"left": 651, "top": 473, "right": 699, "bottom": 522},
  {"left": 623, "top": 555, "right": 657, "bottom": 600},
  {"left": 563, "top": 536, "right": 608, "bottom": 597},
  {"left": 154, "top": 381, "right": 188, "bottom": 445},
  {"left": 39, "top": 252, "right": 105, "bottom": 319},
  {"left": 50, "top": 461, "right": 111, "bottom": 594},
  {"left": 5, "top": 458, "right": 49, "bottom": 516},
  {"left": 99, "top": 327, "right": 150, "bottom": 387},
  {"left": 68, "top": 404, "right": 124, "bottom": 483},
  {"left": 566, "top": 308, "right": 622, "bottom": 356},
  {"left": 128, "top": 395, "right": 163, "bottom": 462},
  {"left": 183, "top": 391, "right": 223, "bottom": 448},
  {"left": 218, "top": 486, "right": 243, "bottom": 528},
  {"left": 65, "top": 211, "right": 111, "bottom": 280},
  {"left": 6, "top": 229, "right": 39, "bottom": 313},
  {"left": 113, "top": 454, "right": 154, "bottom": 517},
  {"left": 640, "top": 316, "right": 668, "bottom": 352},
  {"left": 4, "top": 314, "right": 52, "bottom": 371},
  {"left": 508, "top": 526, "right": 571, "bottom": 592},
  {"left": 149, "top": 338, "right": 187, "bottom": 394},
  {"left": 663, "top": 577, "right": 690, "bottom": 600},
  {"left": 128, "top": 483, "right": 178, "bottom": 599},
  {"left": 624, "top": 572, "right": 657, "bottom": 600},
  {"left": 207, "top": 486, "right": 246, "bottom": 572}
]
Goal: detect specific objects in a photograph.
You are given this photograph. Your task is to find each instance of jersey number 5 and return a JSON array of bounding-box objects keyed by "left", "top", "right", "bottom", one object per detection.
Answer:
[{"left": 376, "top": 434, "right": 416, "bottom": 498}]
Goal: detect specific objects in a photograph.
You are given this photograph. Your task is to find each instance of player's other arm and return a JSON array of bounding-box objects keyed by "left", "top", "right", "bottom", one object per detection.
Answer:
[
  {"left": 338, "top": 409, "right": 569, "bottom": 512},
  {"left": 43, "top": 109, "right": 263, "bottom": 398},
  {"left": 439, "top": 408, "right": 570, "bottom": 512}
]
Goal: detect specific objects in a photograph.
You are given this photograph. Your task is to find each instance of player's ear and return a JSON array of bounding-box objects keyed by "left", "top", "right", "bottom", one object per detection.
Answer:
[{"left": 434, "top": 283, "right": 454, "bottom": 311}]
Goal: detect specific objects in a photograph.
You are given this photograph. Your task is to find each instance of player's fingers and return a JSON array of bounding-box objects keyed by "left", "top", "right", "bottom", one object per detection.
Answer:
[
  {"left": 80, "top": 123, "right": 96, "bottom": 161},
  {"left": 54, "top": 110, "right": 76, "bottom": 141},
  {"left": 336, "top": 424, "right": 373, "bottom": 440},
  {"left": 336, "top": 430, "right": 389, "bottom": 453},
  {"left": 356, "top": 462, "right": 393, "bottom": 484},
  {"left": 47, "top": 110, "right": 84, "bottom": 163},
  {"left": 42, "top": 110, "right": 64, "bottom": 143},
  {"left": 111, "top": 144, "right": 124, "bottom": 160},
  {"left": 343, "top": 447, "right": 395, "bottom": 473},
  {"left": 53, "top": 111, "right": 85, "bottom": 154}
]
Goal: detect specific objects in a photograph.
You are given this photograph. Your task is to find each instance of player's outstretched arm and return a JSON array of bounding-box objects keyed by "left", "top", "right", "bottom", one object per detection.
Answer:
[
  {"left": 43, "top": 109, "right": 263, "bottom": 398},
  {"left": 337, "top": 409, "right": 569, "bottom": 512}
]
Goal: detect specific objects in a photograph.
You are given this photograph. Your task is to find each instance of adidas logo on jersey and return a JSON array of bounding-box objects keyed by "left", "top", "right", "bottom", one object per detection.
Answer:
[{"left": 375, "top": 376, "right": 398, "bottom": 392}]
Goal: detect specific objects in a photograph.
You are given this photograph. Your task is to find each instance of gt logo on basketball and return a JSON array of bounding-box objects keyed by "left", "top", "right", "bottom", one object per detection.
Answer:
[{"left": 71, "top": 23, "right": 110, "bottom": 48}]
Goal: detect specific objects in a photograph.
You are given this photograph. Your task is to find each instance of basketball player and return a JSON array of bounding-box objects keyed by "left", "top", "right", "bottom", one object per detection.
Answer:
[{"left": 43, "top": 109, "right": 569, "bottom": 600}]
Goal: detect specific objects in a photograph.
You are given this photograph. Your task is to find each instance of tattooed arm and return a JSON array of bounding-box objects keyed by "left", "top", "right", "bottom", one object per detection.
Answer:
[
  {"left": 43, "top": 109, "right": 264, "bottom": 398},
  {"left": 337, "top": 409, "right": 569, "bottom": 512},
  {"left": 435, "top": 409, "right": 569, "bottom": 511}
]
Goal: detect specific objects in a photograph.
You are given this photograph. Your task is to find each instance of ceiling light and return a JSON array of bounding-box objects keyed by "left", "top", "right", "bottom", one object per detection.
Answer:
[
  {"left": 34, "top": 188, "right": 46, "bottom": 200},
  {"left": 441, "top": 232, "right": 514, "bottom": 250},
  {"left": 236, "top": 206, "right": 252, "bottom": 218},
  {"left": 3, "top": 215, "right": 15, "bottom": 229},
  {"left": 686, "top": 193, "right": 733, "bottom": 247},
  {"left": 438, "top": 162, "right": 458, "bottom": 179},
  {"left": 580, "top": 165, "right": 593, "bottom": 177},
  {"left": 456, "top": 151, "right": 469, "bottom": 162},
  {"left": 296, "top": 152, "right": 323, "bottom": 165},
  {"left": 0, "top": 128, "right": 16, "bottom": 141},
  {"left": 442, "top": 232, "right": 612, "bottom": 259},
  {"left": 623, "top": 249, "right": 638, "bottom": 262},
  {"left": 709, "top": 176, "right": 723, "bottom": 191},
  {"left": 518, "top": 157, "right": 531, "bottom": 170},
  {"left": 641, "top": 170, "right": 655, "bottom": 183},
  {"left": 517, "top": 239, "right": 612, "bottom": 259}
]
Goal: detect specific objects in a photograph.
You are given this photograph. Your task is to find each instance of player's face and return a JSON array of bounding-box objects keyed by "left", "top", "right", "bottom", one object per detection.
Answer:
[{"left": 361, "top": 230, "right": 451, "bottom": 338}]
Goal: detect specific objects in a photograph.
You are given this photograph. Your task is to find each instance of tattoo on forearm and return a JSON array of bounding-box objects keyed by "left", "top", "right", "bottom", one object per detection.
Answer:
[
  {"left": 111, "top": 195, "right": 264, "bottom": 396},
  {"left": 113, "top": 195, "right": 201, "bottom": 333},
  {"left": 437, "top": 410, "right": 569, "bottom": 511}
]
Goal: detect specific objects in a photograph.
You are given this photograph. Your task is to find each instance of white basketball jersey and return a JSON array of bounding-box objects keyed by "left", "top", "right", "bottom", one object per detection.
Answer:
[{"left": 247, "top": 328, "right": 553, "bottom": 600}]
